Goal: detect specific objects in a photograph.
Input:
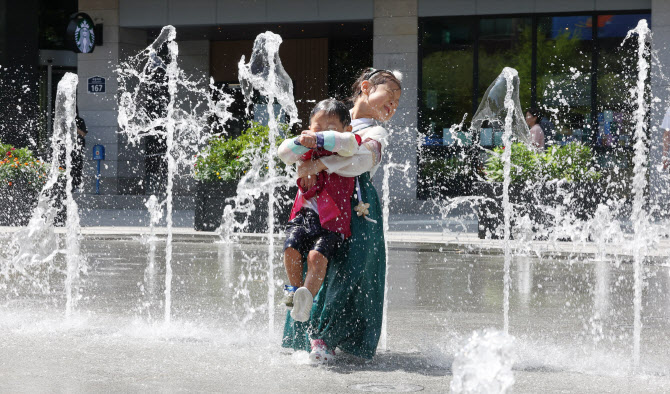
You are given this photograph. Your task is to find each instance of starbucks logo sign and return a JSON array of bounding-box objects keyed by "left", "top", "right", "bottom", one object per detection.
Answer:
[
  {"left": 66, "top": 13, "right": 97, "bottom": 54},
  {"left": 75, "top": 19, "right": 95, "bottom": 53}
]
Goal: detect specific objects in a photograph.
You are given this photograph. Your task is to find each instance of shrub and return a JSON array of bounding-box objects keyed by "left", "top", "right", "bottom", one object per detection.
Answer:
[
  {"left": 484, "top": 142, "right": 600, "bottom": 183},
  {"left": 194, "top": 122, "right": 288, "bottom": 183},
  {"left": 539, "top": 143, "right": 601, "bottom": 183},
  {"left": 484, "top": 142, "right": 539, "bottom": 183}
]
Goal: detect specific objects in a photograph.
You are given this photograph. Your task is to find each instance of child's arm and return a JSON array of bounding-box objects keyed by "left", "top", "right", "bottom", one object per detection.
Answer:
[
  {"left": 277, "top": 136, "right": 310, "bottom": 165},
  {"left": 314, "top": 130, "right": 360, "bottom": 157},
  {"left": 277, "top": 131, "right": 360, "bottom": 165},
  {"left": 318, "top": 126, "right": 387, "bottom": 177}
]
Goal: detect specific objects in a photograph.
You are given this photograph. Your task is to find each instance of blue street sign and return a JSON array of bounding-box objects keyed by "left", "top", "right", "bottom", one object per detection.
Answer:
[
  {"left": 92, "top": 144, "right": 105, "bottom": 160},
  {"left": 87, "top": 76, "right": 106, "bottom": 94}
]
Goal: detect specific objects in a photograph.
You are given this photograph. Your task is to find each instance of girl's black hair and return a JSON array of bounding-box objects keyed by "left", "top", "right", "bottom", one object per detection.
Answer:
[
  {"left": 310, "top": 98, "right": 351, "bottom": 127},
  {"left": 525, "top": 107, "right": 543, "bottom": 125},
  {"left": 348, "top": 68, "right": 402, "bottom": 104}
]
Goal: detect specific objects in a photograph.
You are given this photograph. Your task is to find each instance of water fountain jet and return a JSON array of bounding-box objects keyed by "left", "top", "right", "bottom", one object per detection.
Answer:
[
  {"left": 238, "top": 31, "right": 298, "bottom": 337},
  {"left": 117, "top": 25, "right": 233, "bottom": 324}
]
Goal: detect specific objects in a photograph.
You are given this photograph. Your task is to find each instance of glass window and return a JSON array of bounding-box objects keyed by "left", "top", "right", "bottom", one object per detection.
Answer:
[
  {"left": 421, "top": 18, "right": 475, "bottom": 137},
  {"left": 478, "top": 17, "right": 532, "bottom": 109},
  {"left": 419, "top": 18, "right": 476, "bottom": 199},
  {"left": 418, "top": 11, "right": 652, "bottom": 200},
  {"left": 537, "top": 16, "right": 593, "bottom": 144},
  {"left": 39, "top": 0, "right": 78, "bottom": 50}
]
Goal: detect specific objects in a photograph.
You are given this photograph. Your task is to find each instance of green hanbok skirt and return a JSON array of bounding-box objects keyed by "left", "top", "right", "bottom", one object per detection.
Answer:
[{"left": 281, "top": 171, "right": 386, "bottom": 359}]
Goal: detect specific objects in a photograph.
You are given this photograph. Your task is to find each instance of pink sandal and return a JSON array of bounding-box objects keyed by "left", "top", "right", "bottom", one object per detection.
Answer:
[{"left": 309, "top": 339, "right": 336, "bottom": 363}]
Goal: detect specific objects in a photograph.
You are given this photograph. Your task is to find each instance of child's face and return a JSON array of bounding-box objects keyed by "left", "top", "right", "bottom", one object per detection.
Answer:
[{"left": 309, "top": 111, "right": 352, "bottom": 133}]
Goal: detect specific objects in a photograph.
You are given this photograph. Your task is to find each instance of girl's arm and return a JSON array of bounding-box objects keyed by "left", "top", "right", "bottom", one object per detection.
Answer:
[
  {"left": 277, "top": 130, "right": 359, "bottom": 165},
  {"left": 298, "top": 126, "right": 388, "bottom": 178}
]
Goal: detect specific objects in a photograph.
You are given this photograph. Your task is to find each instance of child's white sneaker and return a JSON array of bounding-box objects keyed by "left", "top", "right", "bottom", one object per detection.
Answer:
[
  {"left": 290, "top": 287, "right": 313, "bottom": 322},
  {"left": 309, "top": 339, "right": 336, "bottom": 363}
]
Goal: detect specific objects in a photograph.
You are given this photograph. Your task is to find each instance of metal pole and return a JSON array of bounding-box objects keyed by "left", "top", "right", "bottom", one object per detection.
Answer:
[{"left": 96, "top": 159, "right": 100, "bottom": 194}]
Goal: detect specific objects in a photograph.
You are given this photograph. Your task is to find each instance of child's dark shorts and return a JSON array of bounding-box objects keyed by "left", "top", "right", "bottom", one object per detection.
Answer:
[{"left": 283, "top": 208, "right": 343, "bottom": 262}]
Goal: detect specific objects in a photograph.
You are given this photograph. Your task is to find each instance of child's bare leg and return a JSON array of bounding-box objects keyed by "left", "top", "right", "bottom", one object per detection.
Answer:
[
  {"left": 284, "top": 247, "right": 303, "bottom": 288},
  {"left": 304, "top": 250, "right": 328, "bottom": 296}
]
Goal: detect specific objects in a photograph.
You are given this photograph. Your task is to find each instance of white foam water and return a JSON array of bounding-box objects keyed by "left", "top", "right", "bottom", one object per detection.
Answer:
[{"left": 450, "top": 330, "right": 515, "bottom": 394}]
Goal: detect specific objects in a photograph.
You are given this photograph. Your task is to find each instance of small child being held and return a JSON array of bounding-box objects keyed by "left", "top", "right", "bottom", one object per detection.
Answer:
[{"left": 277, "top": 98, "right": 361, "bottom": 322}]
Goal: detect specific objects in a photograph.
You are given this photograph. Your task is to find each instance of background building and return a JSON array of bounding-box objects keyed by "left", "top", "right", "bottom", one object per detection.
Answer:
[{"left": 3, "top": 0, "right": 667, "bottom": 214}]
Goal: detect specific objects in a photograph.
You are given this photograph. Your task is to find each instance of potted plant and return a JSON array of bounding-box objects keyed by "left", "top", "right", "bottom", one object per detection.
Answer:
[
  {"left": 193, "top": 122, "right": 295, "bottom": 232},
  {"left": 0, "top": 142, "right": 50, "bottom": 226},
  {"left": 476, "top": 142, "right": 602, "bottom": 239}
]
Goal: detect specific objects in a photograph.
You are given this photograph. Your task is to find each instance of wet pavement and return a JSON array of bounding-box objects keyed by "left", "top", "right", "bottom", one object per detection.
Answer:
[{"left": 1, "top": 235, "right": 670, "bottom": 392}]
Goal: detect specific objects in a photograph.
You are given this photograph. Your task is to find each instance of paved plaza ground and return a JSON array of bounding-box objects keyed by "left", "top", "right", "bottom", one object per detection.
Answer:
[{"left": 0, "top": 216, "right": 669, "bottom": 392}]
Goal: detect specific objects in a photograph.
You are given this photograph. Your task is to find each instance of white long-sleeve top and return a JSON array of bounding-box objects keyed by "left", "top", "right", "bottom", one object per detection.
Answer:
[{"left": 320, "top": 117, "right": 388, "bottom": 177}]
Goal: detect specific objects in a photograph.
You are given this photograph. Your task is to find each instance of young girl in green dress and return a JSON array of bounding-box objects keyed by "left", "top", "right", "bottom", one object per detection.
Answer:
[{"left": 282, "top": 68, "right": 402, "bottom": 363}]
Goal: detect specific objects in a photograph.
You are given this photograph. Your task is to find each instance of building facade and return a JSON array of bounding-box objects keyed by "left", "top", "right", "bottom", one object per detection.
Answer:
[{"left": 73, "top": 0, "right": 666, "bottom": 213}]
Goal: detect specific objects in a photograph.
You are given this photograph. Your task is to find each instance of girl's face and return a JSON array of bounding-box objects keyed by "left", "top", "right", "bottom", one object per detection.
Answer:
[
  {"left": 525, "top": 112, "right": 537, "bottom": 127},
  {"left": 362, "top": 81, "right": 402, "bottom": 122}
]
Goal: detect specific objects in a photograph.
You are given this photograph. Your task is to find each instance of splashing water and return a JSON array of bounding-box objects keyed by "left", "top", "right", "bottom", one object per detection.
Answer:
[
  {"left": 140, "top": 195, "right": 163, "bottom": 320},
  {"left": 380, "top": 155, "right": 411, "bottom": 351},
  {"left": 61, "top": 74, "right": 84, "bottom": 317},
  {"left": 238, "top": 31, "right": 298, "bottom": 337},
  {"left": 624, "top": 19, "right": 651, "bottom": 369},
  {"left": 117, "top": 25, "right": 233, "bottom": 324},
  {"left": 1, "top": 72, "right": 85, "bottom": 317},
  {"left": 450, "top": 330, "right": 515, "bottom": 394},
  {"left": 470, "top": 67, "right": 528, "bottom": 333},
  {"left": 500, "top": 68, "right": 519, "bottom": 334},
  {"left": 145, "top": 195, "right": 163, "bottom": 243},
  {"left": 471, "top": 68, "right": 530, "bottom": 146}
]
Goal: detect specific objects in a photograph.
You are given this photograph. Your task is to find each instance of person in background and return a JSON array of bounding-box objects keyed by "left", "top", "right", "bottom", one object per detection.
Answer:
[
  {"left": 73, "top": 109, "right": 88, "bottom": 190},
  {"left": 661, "top": 105, "right": 670, "bottom": 170},
  {"left": 525, "top": 107, "right": 545, "bottom": 150}
]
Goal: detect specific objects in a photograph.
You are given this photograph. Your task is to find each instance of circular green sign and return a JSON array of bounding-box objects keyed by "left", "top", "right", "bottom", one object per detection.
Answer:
[{"left": 66, "top": 13, "right": 96, "bottom": 54}]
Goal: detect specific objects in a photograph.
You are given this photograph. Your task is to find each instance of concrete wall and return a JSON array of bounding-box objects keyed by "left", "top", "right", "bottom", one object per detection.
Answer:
[
  {"left": 119, "top": 0, "right": 374, "bottom": 27},
  {"left": 373, "top": 0, "right": 419, "bottom": 214},
  {"left": 78, "top": 0, "right": 122, "bottom": 195}
]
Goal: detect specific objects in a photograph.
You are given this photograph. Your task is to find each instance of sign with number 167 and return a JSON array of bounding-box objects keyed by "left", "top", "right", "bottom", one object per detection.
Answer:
[{"left": 87, "top": 76, "right": 106, "bottom": 94}]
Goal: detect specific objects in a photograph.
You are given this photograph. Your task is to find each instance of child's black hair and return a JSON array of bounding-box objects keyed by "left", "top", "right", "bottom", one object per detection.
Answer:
[{"left": 310, "top": 98, "right": 351, "bottom": 127}]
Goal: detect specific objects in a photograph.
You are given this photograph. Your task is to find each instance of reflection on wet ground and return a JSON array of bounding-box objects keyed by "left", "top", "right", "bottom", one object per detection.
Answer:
[{"left": 1, "top": 237, "right": 669, "bottom": 392}]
